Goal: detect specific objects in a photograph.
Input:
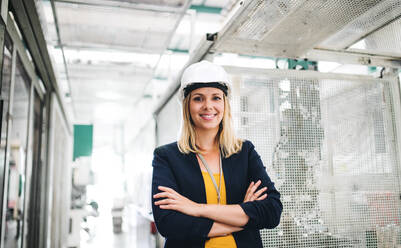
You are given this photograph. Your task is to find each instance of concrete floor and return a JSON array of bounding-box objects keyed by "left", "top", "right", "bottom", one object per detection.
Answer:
[{"left": 81, "top": 205, "right": 155, "bottom": 248}]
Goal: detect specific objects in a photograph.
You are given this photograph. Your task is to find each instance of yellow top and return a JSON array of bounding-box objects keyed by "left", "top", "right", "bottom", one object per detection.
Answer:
[{"left": 201, "top": 171, "right": 237, "bottom": 248}]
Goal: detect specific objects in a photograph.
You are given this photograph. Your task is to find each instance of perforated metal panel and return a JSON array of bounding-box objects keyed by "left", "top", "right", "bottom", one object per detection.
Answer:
[
  {"left": 226, "top": 67, "right": 401, "bottom": 248},
  {"left": 347, "top": 16, "right": 401, "bottom": 57},
  {"left": 212, "top": 0, "right": 401, "bottom": 59},
  {"left": 319, "top": 1, "right": 401, "bottom": 51},
  {"left": 155, "top": 67, "right": 401, "bottom": 247}
]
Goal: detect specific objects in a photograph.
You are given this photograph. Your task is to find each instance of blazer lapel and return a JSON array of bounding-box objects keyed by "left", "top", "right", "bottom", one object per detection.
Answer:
[
  {"left": 222, "top": 156, "right": 234, "bottom": 204},
  {"left": 188, "top": 152, "right": 207, "bottom": 204}
]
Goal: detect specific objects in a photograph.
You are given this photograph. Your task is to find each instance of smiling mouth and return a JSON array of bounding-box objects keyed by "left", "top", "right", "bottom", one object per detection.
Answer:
[{"left": 200, "top": 114, "right": 216, "bottom": 120}]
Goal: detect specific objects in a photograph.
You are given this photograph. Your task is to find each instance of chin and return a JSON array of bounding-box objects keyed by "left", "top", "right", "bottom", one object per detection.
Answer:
[
  {"left": 204, "top": 126, "right": 219, "bottom": 131},
  {"left": 196, "top": 123, "right": 220, "bottom": 131}
]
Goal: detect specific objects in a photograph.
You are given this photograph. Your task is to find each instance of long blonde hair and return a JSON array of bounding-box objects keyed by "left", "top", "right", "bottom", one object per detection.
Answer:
[{"left": 178, "top": 93, "right": 242, "bottom": 158}]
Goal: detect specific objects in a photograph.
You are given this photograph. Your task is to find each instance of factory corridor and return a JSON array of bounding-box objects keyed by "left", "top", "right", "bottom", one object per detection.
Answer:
[{"left": 1, "top": 0, "right": 401, "bottom": 248}]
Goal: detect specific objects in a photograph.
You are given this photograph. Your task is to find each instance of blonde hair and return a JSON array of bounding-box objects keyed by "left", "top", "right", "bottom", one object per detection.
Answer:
[{"left": 178, "top": 93, "right": 243, "bottom": 158}]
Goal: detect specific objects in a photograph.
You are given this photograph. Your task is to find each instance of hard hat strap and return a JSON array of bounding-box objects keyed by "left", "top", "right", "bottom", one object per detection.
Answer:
[{"left": 183, "top": 82, "right": 228, "bottom": 98}]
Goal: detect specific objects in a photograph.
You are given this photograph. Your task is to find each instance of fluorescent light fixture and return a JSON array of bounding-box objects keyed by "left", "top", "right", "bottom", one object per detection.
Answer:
[
  {"left": 331, "top": 64, "right": 369, "bottom": 75},
  {"left": 62, "top": 48, "right": 160, "bottom": 68},
  {"left": 349, "top": 39, "right": 366, "bottom": 50},
  {"left": 214, "top": 53, "right": 276, "bottom": 69},
  {"left": 96, "top": 91, "right": 123, "bottom": 100},
  {"left": 94, "top": 103, "right": 129, "bottom": 122},
  {"left": 318, "top": 61, "right": 342, "bottom": 73}
]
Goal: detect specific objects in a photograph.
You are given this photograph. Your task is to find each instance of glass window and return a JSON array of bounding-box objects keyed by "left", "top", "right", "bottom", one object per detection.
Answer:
[
  {"left": 0, "top": 36, "right": 12, "bottom": 184},
  {"left": 5, "top": 54, "right": 31, "bottom": 248},
  {"left": 0, "top": 33, "right": 12, "bottom": 244}
]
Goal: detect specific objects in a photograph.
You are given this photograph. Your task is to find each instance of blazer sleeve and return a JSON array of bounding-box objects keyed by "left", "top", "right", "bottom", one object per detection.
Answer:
[
  {"left": 239, "top": 141, "right": 283, "bottom": 229},
  {"left": 151, "top": 146, "right": 214, "bottom": 240}
]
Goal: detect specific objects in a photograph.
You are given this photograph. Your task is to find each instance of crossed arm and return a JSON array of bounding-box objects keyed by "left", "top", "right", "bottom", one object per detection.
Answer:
[{"left": 153, "top": 180, "right": 267, "bottom": 237}]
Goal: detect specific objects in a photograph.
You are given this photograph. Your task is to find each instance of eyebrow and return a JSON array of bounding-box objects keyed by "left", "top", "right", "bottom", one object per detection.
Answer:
[{"left": 191, "top": 92, "right": 223, "bottom": 97}]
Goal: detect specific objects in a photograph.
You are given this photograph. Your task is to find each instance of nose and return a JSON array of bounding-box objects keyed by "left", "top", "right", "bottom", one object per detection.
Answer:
[{"left": 203, "top": 98, "right": 213, "bottom": 110}]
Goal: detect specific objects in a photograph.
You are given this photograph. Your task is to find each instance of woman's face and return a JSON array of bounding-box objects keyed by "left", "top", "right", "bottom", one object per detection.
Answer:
[{"left": 189, "top": 87, "right": 225, "bottom": 132}]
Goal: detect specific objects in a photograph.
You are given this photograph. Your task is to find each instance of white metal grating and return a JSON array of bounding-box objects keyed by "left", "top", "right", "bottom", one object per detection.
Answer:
[
  {"left": 319, "top": 1, "right": 401, "bottom": 51},
  {"left": 155, "top": 67, "right": 401, "bottom": 247},
  {"left": 347, "top": 16, "right": 401, "bottom": 57},
  {"left": 233, "top": 0, "right": 302, "bottom": 42},
  {"left": 227, "top": 67, "right": 401, "bottom": 247},
  {"left": 213, "top": 0, "right": 401, "bottom": 60}
]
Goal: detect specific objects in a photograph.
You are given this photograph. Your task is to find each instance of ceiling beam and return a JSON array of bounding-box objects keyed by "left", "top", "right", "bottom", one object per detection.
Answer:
[
  {"left": 50, "top": 0, "right": 72, "bottom": 101},
  {"left": 49, "top": 0, "right": 186, "bottom": 13}
]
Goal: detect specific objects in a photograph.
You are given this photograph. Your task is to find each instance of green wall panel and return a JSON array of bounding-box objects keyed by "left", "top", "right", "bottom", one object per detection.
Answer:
[{"left": 73, "top": 124, "right": 93, "bottom": 161}]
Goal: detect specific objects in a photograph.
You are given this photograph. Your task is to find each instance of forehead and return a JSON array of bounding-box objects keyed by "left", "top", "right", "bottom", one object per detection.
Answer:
[{"left": 191, "top": 87, "right": 224, "bottom": 95}]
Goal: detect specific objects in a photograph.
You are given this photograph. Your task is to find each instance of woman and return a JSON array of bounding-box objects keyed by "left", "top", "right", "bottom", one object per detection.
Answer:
[{"left": 152, "top": 60, "right": 282, "bottom": 248}]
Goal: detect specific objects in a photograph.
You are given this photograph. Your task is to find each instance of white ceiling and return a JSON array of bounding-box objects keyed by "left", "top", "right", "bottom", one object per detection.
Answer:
[{"left": 36, "top": 0, "right": 237, "bottom": 125}]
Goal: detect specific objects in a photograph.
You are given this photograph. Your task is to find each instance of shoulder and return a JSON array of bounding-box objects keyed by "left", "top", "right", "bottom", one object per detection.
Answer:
[
  {"left": 226, "top": 139, "right": 255, "bottom": 160},
  {"left": 154, "top": 141, "right": 180, "bottom": 156},
  {"left": 234, "top": 139, "right": 260, "bottom": 161},
  {"left": 153, "top": 142, "right": 191, "bottom": 162},
  {"left": 239, "top": 139, "right": 255, "bottom": 153},
  {"left": 152, "top": 142, "right": 192, "bottom": 169},
  {"left": 241, "top": 140, "right": 262, "bottom": 162},
  {"left": 242, "top": 139, "right": 254, "bottom": 148}
]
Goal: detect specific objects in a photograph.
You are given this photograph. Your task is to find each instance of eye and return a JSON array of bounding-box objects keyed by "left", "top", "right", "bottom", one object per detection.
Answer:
[
  {"left": 213, "top": 96, "right": 222, "bottom": 101},
  {"left": 192, "top": 96, "right": 202, "bottom": 102}
]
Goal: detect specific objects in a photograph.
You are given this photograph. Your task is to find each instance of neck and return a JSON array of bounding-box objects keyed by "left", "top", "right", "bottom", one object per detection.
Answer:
[{"left": 195, "top": 128, "right": 219, "bottom": 152}]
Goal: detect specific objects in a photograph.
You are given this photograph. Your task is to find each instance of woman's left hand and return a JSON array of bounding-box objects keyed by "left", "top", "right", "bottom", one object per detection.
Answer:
[
  {"left": 154, "top": 186, "right": 202, "bottom": 217},
  {"left": 243, "top": 180, "right": 267, "bottom": 203}
]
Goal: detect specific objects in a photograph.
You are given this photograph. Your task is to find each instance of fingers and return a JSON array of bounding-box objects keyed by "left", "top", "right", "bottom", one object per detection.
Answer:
[
  {"left": 153, "top": 186, "right": 179, "bottom": 200},
  {"left": 243, "top": 181, "right": 254, "bottom": 202},
  {"left": 251, "top": 180, "right": 262, "bottom": 194},
  {"left": 245, "top": 181, "right": 254, "bottom": 196},
  {"left": 153, "top": 186, "right": 183, "bottom": 209},
  {"left": 256, "top": 194, "right": 267, "bottom": 201},
  {"left": 158, "top": 186, "right": 176, "bottom": 194},
  {"left": 153, "top": 192, "right": 176, "bottom": 199},
  {"left": 244, "top": 180, "right": 262, "bottom": 202},
  {"left": 244, "top": 180, "right": 269, "bottom": 202},
  {"left": 154, "top": 198, "right": 175, "bottom": 206},
  {"left": 248, "top": 180, "right": 261, "bottom": 200},
  {"left": 252, "top": 186, "right": 267, "bottom": 200},
  {"left": 154, "top": 199, "right": 178, "bottom": 210}
]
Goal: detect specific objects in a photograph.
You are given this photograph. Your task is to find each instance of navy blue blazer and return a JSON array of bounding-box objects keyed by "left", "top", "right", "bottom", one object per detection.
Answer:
[{"left": 151, "top": 140, "right": 282, "bottom": 248}]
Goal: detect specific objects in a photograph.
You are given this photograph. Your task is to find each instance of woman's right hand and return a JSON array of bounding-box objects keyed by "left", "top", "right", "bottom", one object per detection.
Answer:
[{"left": 243, "top": 180, "right": 267, "bottom": 203}]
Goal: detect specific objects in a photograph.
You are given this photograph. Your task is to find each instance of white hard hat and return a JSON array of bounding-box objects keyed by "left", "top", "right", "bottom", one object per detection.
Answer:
[{"left": 179, "top": 60, "right": 231, "bottom": 100}]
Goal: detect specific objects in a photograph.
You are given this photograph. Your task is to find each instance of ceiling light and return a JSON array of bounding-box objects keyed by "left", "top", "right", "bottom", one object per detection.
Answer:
[{"left": 96, "top": 91, "right": 123, "bottom": 100}]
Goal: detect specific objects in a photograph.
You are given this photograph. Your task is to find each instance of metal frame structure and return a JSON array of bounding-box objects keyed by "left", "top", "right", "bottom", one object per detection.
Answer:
[
  {"left": 7, "top": 15, "right": 44, "bottom": 100},
  {"left": 385, "top": 68, "right": 401, "bottom": 195},
  {"left": 209, "top": 0, "right": 401, "bottom": 68},
  {"left": 154, "top": 0, "right": 401, "bottom": 116},
  {"left": 0, "top": 2, "right": 72, "bottom": 248},
  {"left": 45, "top": 93, "right": 72, "bottom": 248},
  {"left": 0, "top": 29, "right": 16, "bottom": 248},
  {"left": 153, "top": 2, "right": 401, "bottom": 247},
  {"left": 10, "top": 0, "right": 71, "bottom": 133}
]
